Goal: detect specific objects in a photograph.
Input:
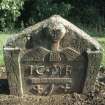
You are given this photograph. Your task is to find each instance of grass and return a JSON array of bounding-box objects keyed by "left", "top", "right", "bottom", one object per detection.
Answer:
[
  {"left": 0, "top": 34, "right": 11, "bottom": 66},
  {"left": 0, "top": 34, "right": 105, "bottom": 66},
  {"left": 95, "top": 37, "right": 105, "bottom": 66}
]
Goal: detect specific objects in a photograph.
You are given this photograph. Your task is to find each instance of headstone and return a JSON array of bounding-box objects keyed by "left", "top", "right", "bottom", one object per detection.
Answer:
[{"left": 3, "top": 15, "right": 102, "bottom": 96}]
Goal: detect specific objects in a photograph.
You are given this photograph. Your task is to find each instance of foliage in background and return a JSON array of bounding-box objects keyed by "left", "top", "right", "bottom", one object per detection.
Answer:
[
  {"left": 0, "top": 0, "right": 105, "bottom": 36},
  {"left": 69, "top": 0, "right": 105, "bottom": 36},
  {"left": 20, "top": 0, "right": 72, "bottom": 26},
  {"left": 0, "top": 0, "right": 24, "bottom": 31}
]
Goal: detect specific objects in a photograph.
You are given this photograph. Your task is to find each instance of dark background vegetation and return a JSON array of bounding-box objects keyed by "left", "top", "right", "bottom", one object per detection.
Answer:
[{"left": 0, "top": 0, "right": 105, "bottom": 36}]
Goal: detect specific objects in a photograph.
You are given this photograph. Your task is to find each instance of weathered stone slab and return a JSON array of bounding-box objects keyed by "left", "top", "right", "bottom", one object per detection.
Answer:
[{"left": 3, "top": 15, "right": 103, "bottom": 96}]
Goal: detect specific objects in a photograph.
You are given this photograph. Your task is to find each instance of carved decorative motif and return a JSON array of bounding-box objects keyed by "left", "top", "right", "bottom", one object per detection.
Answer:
[{"left": 21, "top": 46, "right": 79, "bottom": 95}]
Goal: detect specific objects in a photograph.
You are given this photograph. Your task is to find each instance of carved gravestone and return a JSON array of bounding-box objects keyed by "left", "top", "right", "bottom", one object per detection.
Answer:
[{"left": 4, "top": 15, "right": 102, "bottom": 96}]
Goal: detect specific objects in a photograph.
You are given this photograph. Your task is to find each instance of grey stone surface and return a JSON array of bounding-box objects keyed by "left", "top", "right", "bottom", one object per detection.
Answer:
[{"left": 3, "top": 15, "right": 102, "bottom": 96}]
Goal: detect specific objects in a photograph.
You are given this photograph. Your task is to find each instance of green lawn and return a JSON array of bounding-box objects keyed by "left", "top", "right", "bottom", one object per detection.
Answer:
[
  {"left": 0, "top": 34, "right": 105, "bottom": 66},
  {"left": 96, "top": 37, "right": 105, "bottom": 66},
  {"left": 0, "top": 34, "right": 11, "bottom": 66}
]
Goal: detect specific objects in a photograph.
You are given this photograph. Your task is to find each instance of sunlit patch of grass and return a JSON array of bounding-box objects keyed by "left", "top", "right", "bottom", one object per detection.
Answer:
[
  {"left": 0, "top": 34, "right": 11, "bottom": 66},
  {"left": 95, "top": 37, "right": 105, "bottom": 66}
]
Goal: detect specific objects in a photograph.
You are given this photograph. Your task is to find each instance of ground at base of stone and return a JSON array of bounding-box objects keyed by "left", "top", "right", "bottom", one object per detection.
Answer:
[{"left": 0, "top": 81, "right": 105, "bottom": 105}]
